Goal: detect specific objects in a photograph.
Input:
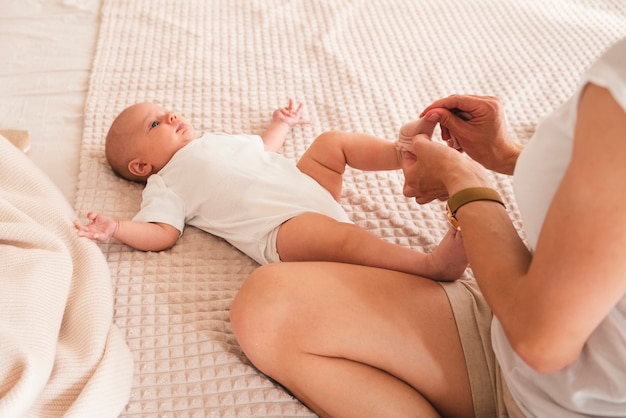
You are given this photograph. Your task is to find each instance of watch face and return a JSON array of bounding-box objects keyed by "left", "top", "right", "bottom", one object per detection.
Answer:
[{"left": 446, "top": 204, "right": 461, "bottom": 231}]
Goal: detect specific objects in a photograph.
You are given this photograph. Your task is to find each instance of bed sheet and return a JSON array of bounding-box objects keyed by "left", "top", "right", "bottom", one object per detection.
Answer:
[{"left": 0, "top": 0, "right": 101, "bottom": 204}]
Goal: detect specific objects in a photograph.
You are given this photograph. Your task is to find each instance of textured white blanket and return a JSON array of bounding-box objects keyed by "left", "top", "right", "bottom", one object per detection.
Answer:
[
  {"left": 0, "top": 135, "right": 133, "bottom": 417},
  {"left": 75, "top": 0, "right": 626, "bottom": 416}
]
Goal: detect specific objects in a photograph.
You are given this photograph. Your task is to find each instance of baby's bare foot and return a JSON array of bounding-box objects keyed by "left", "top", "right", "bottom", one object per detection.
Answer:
[{"left": 428, "top": 228, "right": 468, "bottom": 281}]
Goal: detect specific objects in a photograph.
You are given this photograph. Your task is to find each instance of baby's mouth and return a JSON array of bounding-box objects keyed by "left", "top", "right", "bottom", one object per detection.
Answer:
[{"left": 176, "top": 123, "right": 186, "bottom": 133}]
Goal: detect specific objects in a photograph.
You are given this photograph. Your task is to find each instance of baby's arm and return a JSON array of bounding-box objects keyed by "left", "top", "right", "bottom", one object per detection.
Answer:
[
  {"left": 261, "top": 98, "right": 311, "bottom": 152},
  {"left": 74, "top": 212, "right": 179, "bottom": 251}
]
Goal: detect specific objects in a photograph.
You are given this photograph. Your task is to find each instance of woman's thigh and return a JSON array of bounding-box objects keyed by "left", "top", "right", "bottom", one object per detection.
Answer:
[{"left": 231, "top": 262, "right": 475, "bottom": 417}]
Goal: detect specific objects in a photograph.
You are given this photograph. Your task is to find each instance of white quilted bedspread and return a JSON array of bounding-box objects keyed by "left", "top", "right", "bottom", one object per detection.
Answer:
[{"left": 75, "top": 1, "right": 626, "bottom": 416}]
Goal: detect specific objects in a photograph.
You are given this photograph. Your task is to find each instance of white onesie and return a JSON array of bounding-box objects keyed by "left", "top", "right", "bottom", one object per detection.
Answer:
[{"left": 132, "top": 133, "right": 351, "bottom": 264}]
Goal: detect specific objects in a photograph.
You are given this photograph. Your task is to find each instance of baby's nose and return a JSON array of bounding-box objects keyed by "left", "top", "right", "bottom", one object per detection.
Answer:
[{"left": 167, "top": 112, "right": 178, "bottom": 123}]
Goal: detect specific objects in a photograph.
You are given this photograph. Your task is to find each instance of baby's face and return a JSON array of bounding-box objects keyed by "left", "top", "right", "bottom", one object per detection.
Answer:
[{"left": 124, "top": 102, "right": 197, "bottom": 172}]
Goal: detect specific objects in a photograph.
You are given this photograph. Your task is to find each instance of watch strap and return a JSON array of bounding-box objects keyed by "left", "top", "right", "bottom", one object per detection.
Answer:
[{"left": 446, "top": 187, "right": 505, "bottom": 230}]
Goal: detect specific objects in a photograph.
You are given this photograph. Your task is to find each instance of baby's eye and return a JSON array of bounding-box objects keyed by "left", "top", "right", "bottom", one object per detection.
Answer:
[{"left": 150, "top": 121, "right": 160, "bottom": 129}]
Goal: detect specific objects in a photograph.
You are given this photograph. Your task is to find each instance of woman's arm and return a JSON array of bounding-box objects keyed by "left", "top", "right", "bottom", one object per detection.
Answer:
[
  {"left": 403, "top": 85, "right": 626, "bottom": 373},
  {"left": 455, "top": 85, "right": 626, "bottom": 372}
]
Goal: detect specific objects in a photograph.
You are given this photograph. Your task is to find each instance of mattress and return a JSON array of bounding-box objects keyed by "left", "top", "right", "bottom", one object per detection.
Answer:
[{"left": 2, "top": 0, "right": 626, "bottom": 416}]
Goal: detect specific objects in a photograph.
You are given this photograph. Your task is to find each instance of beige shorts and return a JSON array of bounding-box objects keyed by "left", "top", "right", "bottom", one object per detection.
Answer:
[{"left": 440, "top": 279, "right": 527, "bottom": 418}]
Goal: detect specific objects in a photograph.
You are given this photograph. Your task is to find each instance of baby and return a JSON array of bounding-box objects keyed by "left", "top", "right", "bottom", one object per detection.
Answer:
[{"left": 74, "top": 99, "right": 467, "bottom": 280}]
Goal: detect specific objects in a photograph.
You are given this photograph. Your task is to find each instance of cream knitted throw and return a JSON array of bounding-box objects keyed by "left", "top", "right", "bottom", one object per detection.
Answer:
[
  {"left": 75, "top": 0, "right": 626, "bottom": 416},
  {"left": 0, "top": 135, "right": 133, "bottom": 418}
]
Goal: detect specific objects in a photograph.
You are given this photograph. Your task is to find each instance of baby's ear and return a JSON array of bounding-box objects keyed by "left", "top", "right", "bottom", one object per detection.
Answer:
[{"left": 128, "top": 158, "right": 153, "bottom": 177}]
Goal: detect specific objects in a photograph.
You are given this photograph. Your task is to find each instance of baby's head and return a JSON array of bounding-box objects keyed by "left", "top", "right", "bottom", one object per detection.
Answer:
[{"left": 105, "top": 102, "right": 196, "bottom": 183}]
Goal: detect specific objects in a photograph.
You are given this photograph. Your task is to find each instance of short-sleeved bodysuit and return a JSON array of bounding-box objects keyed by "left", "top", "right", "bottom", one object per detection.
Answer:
[{"left": 132, "top": 133, "right": 351, "bottom": 264}]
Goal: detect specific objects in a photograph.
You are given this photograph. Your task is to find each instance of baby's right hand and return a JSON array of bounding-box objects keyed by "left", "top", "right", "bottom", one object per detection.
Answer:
[{"left": 74, "top": 212, "right": 118, "bottom": 242}]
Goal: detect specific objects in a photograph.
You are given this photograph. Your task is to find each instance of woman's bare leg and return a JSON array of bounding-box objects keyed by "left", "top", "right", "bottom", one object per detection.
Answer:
[
  {"left": 276, "top": 212, "right": 467, "bottom": 281},
  {"left": 230, "top": 262, "right": 474, "bottom": 418}
]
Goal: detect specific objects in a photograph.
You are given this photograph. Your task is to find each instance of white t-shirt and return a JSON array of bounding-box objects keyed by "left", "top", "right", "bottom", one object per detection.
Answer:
[
  {"left": 492, "top": 37, "right": 626, "bottom": 417},
  {"left": 133, "top": 133, "right": 350, "bottom": 264}
]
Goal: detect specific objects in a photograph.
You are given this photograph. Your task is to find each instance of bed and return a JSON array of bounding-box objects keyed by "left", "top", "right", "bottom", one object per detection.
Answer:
[{"left": 1, "top": 0, "right": 625, "bottom": 416}]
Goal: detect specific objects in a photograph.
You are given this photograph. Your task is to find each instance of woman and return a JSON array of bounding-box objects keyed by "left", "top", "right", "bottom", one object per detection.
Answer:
[{"left": 230, "top": 38, "right": 626, "bottom": 417}]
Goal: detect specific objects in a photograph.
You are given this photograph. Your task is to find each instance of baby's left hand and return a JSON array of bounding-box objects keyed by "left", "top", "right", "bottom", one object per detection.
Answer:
[{"left": 272, "top": 98, "right": 311, "bottom": 127}]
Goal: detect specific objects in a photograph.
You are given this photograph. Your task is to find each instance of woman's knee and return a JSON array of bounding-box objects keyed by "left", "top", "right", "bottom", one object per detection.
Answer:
[
  {"left": 230, "top": 264, "right": 294, "bottom": 373},
  {"left": 230, "top": 266, "right": 274, "bottom": 348}
]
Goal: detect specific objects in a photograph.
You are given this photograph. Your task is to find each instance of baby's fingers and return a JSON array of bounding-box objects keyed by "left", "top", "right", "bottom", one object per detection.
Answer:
[
  {"left": 75, "top": 226, "right": 95, "bottom": 239},
  {"left": 294, "top": 101, "right": 304, "bottom": 115},
  {"left": 73, "top": 219, "right": 86, "bottom": 232},
  {"left": 86, "top": 211, "right": 101, "bottom": 221},
  {"left": 296, "top": 117, "right": 312, "bottom": 125}
]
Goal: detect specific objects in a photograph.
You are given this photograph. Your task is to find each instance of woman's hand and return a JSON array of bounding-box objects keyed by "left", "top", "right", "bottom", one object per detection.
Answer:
[
  {"left": 420, "top": 95, "right": 522, "bottom": 175},
  {"left": 400, "top": 134, "right": 490, "bottom": 203}
]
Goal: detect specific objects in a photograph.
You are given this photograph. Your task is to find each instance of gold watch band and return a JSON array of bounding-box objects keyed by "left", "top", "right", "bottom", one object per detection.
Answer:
[{"left": 446, "top": 187, "right": 505, "bottom": 231}]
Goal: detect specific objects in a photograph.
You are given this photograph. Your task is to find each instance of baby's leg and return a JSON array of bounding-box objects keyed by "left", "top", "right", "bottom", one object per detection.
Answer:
[
  {"left": 296, "top": 131, "right": 402, "bottom": 202},
  {"left": 276, "top": 213, "right": 467, "bottom": 281}
]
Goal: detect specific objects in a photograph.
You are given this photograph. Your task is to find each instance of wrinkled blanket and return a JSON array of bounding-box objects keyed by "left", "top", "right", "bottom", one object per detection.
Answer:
[{"left": 0, "top": 135, "right": 133, "bottom": 417}]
